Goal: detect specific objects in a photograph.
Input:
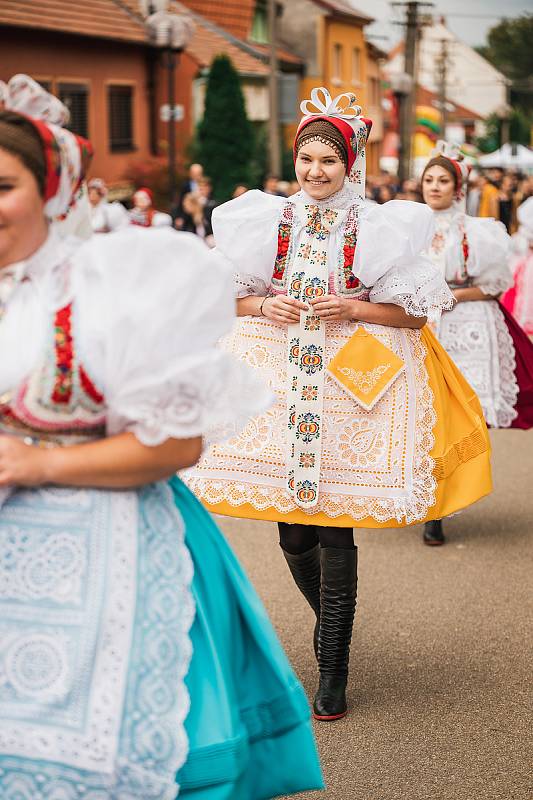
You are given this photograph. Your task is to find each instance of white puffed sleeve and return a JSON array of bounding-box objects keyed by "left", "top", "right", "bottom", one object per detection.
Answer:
[
  {"left": 72, "top": 227, "right": 274, "bottom": 446},
  {"left": 211, "top": 190, "right": 285, "bottom": 297},
  {"left": 356, "top": 200, "right": 454, "bottom": 317},
  {"left": 464, "top": 216, "right": 513, "bottom": 296}
]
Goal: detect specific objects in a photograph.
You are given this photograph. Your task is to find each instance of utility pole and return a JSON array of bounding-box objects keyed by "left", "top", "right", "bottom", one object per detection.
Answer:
[
  {"left": 436, "top": 38, "right": 449, "bottom": 138},
  {"left": 392, "top": 2, "right": 432, "bottom": 182},
  {"left": 268, "top": 0, "right": 281, "bottom": 176}
]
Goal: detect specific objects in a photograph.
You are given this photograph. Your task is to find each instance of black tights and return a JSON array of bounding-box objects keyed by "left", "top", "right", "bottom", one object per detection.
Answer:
[{"left": 278, "top": 522, "right": 355, "bottom": 554}]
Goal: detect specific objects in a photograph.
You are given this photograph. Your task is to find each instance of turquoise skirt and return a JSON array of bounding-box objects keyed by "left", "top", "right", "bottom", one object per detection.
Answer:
[{"left": 172, "top": 476, "right": 324, "bottom": 799}]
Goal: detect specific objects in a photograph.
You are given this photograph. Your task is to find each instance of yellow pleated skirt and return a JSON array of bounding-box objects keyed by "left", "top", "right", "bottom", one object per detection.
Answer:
[{"left": 198, "top": 326, "right": 492, "bottom": 528}]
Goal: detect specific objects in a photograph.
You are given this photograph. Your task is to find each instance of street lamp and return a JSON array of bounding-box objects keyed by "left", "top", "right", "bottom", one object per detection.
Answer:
[
  {"left": 146, "top": 8, "right": 194, "bottom": 207},
  {"left": 389, "top": 71, "right": 413, "bottom": 182}
]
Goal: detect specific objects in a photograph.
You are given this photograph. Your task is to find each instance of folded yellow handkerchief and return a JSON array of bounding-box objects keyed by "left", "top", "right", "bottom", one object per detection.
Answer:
[{"left": 327, "top": 326, "right": 405, "bottom": 410}]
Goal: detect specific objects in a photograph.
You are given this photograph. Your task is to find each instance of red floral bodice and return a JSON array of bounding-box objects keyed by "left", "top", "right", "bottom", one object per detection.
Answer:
[
  {"left": 271, "top": 201, "right": 370, "bottom": 300},
  {"left": 0, "top": 302, "right": 106, "bottom": 445}
]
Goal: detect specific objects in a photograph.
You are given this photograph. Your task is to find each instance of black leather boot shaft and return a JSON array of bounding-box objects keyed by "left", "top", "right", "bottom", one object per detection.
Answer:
[
  {"left": 281, "top": 544, "right": 321, "bottom": 657},
  {"left": 317, "top": 546, "right": 357, "bottom": 677},
  {"left": 281, "top": 544, "right": 321, "bottom": 617}
]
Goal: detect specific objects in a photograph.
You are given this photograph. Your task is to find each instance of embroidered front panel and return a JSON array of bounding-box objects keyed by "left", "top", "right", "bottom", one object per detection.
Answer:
[
  {"left": 186, "top": 316, "right": 437, "bottom": 524},
  {"left": 271, "top": 202, "right": 295, "bottom": 291},
  {"left": 0, "top": 483, "right": 194, "bottom": 799},
  {"left": 0, "top": 303, "right": 106, "bottom": 444},
  {"left": 335, "top": 204, "right": 367, "bottom": 297}
]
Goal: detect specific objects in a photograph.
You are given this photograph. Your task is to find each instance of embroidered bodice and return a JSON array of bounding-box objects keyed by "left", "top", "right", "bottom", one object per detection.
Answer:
[
  {"left": 0, "top": 300, "right": 106, "bottom": 446},
  {"left": 0, "top": 228, "right": 272, "bottom": 450},
  {"left": 427, "top": 206, "right": 513, "bottom": 297},
  {"left": 212, "top": 188, "right": 454, "bottom": 319}
]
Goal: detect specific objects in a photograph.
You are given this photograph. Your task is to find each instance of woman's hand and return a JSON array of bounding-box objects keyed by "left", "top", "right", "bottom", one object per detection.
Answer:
[
  {"left": 309, "top": 294, "right": 354, "bottom": 321},
  {"left": 0, "top": 436, "right": 47, "bottom": 487},
  {"left": 261, "top": 295, "right": 309, "bottom": 325},
  {"left": 453, "top": 287, "right": 494, "bottom": 303}
]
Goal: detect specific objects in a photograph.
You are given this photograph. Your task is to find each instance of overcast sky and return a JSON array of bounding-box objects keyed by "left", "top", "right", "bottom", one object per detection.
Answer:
[{"left": 350, "top": 0, "right": 531, "bottom": 49}]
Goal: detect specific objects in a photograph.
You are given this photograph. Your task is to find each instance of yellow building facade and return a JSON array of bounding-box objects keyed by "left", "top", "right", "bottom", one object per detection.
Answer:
[{"left": 281, "top": 0, "right": 383, "bottom": 176}]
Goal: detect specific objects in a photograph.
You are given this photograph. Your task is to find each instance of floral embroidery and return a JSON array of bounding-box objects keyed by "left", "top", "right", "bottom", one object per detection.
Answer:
[
  {"left": 337, "top": 363, "right": 391, "bottom": 394},
  {"left": 300, "top": 344, "right": 324, "bottom": 375},
  {"left": 52, "top": 305, "right": 74, "bottom": 404},
  {"left": 289, "top": 339, "right": 300, "bottom": 365},
  {"left": 272, "top": 203, "right": 295, "bottom": 286},
  {"left": 303, "top": 276, "right": 326, "bottom": 298},
  {"left": 301, "top": 385, "right": 319, "bottom": 401},
  {"left": 339, "top": 420, "right": 387, "bottom": 467},
  {"left": 305, "top": 206, "right": 335, "bottom": 240},
  {"left": 304, "top": 316, "right": 321, "bottom": 332},
  {"left": 432, "top": 230, "right": 446, "bottom": 254},
  {"left": 290, "top": 271, "right": 305, "bottom": 297},
  {"left": 298, "top": 243, "right": 311, "bottom": 260},
  {"left": 336, "top": 205, "right": 365, "bottom": 296},
  {"left": 299, "top": 452, "right": 315, "bottom": 468},
  {"left": 296, "top": 412, "right": 321, "bottom": 443},
  {"left": 296, "top": 479, "right": 318, "bottom": 504}
]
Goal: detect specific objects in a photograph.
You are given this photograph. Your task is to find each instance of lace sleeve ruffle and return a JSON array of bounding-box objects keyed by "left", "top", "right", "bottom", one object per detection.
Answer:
[
  {"left": 73, "top": 227, "right": 274, "bottom": 445},
  {"left": 358, "top": 200, "right": 454, "bottom": 316},
  {"left": 465, "top": 216, "right": 513, "bottom": 296},
  {"left": 369, "top": 259, "right": 454, "bottom": 316},
  {"left": 212, "top": 190, "right": 284, "bottom": 296},
  {"left": 106, "top": 350, "right": 273, "bottom": 446}
]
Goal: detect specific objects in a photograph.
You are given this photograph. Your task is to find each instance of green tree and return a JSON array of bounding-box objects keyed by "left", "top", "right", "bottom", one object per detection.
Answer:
[
  {"left": 476, "top": 14, "right": 533, "bottom": 114},
  {"left": 197, "top": 55, "right": 254, "bottom": 201}
]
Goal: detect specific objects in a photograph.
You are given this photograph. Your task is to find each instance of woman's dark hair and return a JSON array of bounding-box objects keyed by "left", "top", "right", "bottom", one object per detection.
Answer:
[
  {"left": 421, "top": 155, "right": 459, "bottom": 191},
  {"left": 0, "top": 110, "right": 46, "bottom": 195}
]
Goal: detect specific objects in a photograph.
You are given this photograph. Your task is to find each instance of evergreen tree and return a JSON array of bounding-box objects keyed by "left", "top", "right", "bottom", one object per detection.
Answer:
[{"left": 197, "top": 55, "right": 254, "bottom": 201}]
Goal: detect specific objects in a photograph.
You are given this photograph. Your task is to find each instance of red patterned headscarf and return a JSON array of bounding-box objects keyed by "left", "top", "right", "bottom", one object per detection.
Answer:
[
  {"left": 294, "top": 88, "right": 372, "bottom": 199},
  {"left": 0, "top": 74, "right": 93, "bottom": 220}
]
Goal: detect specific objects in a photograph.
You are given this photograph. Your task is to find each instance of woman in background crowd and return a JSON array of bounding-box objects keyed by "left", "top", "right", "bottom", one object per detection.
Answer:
[
  {"left": 87, "top": 177, "right": 129, "bottom": 233},
  {"left": 129, "top": 186, "right": 172, "bottom": 227},
  {"left": 422, "top": 141, "right": 533, "bottom": 545}
]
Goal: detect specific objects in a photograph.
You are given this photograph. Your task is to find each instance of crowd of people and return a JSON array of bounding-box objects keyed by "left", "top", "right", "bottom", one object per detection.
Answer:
[{"left": 1, "top": 72, "right": 533, "bottom": 800}]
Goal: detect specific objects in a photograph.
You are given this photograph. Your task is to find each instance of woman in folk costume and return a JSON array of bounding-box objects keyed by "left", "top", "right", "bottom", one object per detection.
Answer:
[
  {"left": 502, "top": 197, "right": 533, "bottom": 336},
  {"left": 422, "top": 142, "right": 533, "bottom": 545},
  {"left": 0, "top": 76, "right": 324, "bottom": 800},
  {"left": 185, "top": 89, "right": 492, "bottom": 721},
  {"left": 129, "top": 185, "right": 173, "bottom": 228},
  {"left": 88, "top": 177, "right": 129, "bottom": 233}
]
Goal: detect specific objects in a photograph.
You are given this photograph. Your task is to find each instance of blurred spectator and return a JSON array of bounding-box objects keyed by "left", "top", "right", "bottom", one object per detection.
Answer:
[
  {"left": 288, "top": 181, "right": 301, "bottom": 196},
  {"left": 172, "top": 162, "right": 204, "bottom": 227},
  {"left": 181, "top": 191, "right": 214, "bottom": 247},
  {"left": 478, "top": 174, "right": 500, "bottom": 218},
  {"left": 466, "top": 173, "right": 481, "bottom": 217},
  {"left": 232, "top": 184, "right": 249, "bottom": 198},
  {"left": 129, "top": 187, "right": 172, "bottom": 228},
  {"left": 264, "top": 175, "right": 287, "bottom": 197},
  {"left": 197, "top": 177, "right": 218, "bottom": 230},
  {"left": 87, "top": 178, "right": 129, "bottom": 233},
  {"left": 498, "top": 174, "right": 521, "bottom": 234},
  {"left": 376, "top": 185, "right": 395, "bottom": 204}
]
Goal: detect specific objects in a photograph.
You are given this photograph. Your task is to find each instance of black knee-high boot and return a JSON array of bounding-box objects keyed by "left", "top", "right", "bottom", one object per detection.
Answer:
[
  {"left": 313, "top": 545, "right": 357, "bottom": 722},
  {"left": 281, "top": 544, "right": 321, "bottom": 657},
  {"left": 278, "top": 523, "right": 320, "bottom": 656}
]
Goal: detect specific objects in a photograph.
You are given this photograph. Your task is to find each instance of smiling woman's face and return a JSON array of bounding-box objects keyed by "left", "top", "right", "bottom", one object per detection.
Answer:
[{"left": 294, "top": 140, "right": 346, "bottom": 201}]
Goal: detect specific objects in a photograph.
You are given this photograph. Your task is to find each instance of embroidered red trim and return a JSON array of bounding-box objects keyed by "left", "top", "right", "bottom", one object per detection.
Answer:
[
  {"left": 274, "top": 221, "right": 292, "bottom": 280},
  {"left": 79, "top": 366, "right": 104, "bottom": 404},
  {"left": 52, "top": 304, "right": 74, "bottom": 404},
  {"left": 462, "top": 230, "right": 469, "bottom": 271}
]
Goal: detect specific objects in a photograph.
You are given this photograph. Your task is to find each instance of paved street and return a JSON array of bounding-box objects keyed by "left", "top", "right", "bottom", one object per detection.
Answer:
[{"left": 219, "top": 429, "right": 533, "bottom": 800}]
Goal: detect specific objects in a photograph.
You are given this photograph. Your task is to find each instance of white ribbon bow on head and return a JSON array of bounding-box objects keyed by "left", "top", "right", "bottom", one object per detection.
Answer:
[
  {"left": 432, "top": 139, "right": 462, "bottom": 162},
  {"left": 300, "top": 87, "right": 362, "bottom": 120}
]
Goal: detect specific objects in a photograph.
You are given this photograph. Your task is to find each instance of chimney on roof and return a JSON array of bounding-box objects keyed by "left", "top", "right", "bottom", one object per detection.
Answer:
[{"left": 139, "top": 0, "right": 169, "bottom": 17}]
